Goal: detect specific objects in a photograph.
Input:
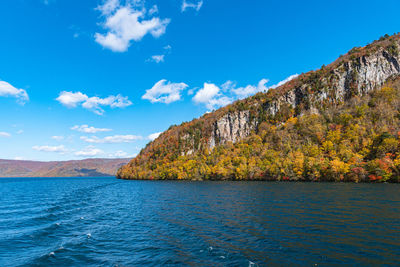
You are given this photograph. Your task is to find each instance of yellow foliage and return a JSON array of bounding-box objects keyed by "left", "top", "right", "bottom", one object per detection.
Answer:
[{"left": 330, "top": 159, "right": 350, "bottom": 175}]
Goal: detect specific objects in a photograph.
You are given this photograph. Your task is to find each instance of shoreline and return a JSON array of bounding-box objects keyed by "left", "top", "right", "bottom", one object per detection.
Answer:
[{"left": 116, "top": 177, "right": 398, "bottom": 183}]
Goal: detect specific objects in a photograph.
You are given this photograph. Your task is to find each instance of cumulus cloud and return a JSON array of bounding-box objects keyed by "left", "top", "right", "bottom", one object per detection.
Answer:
[
  {"left": 142, "top": 79, "right": 188, "bottom": 104},
  {"left": 71, "top": 125, "right": 112, "bottom": 133},
  {"left": 181, "top": 0, "right": 203, "bottom": 12},
  {"left": 108, "top": 150, "right": 136, "bottom": 158},
  {"left": 32, "top": 145, "right": 67, "bottom": 153},
  {"left": 75, "top": 146, "right": 104, "bottom": 157},
  {"left": 205, "top": 96, "right": 232, "bottom": 110},
  {"left": 0, "top": 81, "right": 29, "bottom": 104},
  {"left": 80, "top": 134, "right": 142, "bottom": 144},
  {"left": 97, "top": 0, "right": 120, "bottom": 15},
  {"left": 0, "top": 132, "right": 11, "bottom": 137},
  {"left": 193, "top": 83, "right": 219, "bottom": 103},
  {"left": 192, "top": 74, "right": 299, "bottom": 110},
  {"left": 269, "top": 74, "right": 299, "bottom": 89},
  {"left": 51, "top": 136, "right": 64, "bottom": 141},
  {"left": 147, "top": 45, "right": 171, "bottom": 63},
  {"left": 95, "top": 0, "right": 170, "bottom": 52},
  {"left": 225, "top": 78, "right": 269, "bottom": 99},
  {"left": 148, "top": 54, "right": 164, "bottom": 63},
  {"left": 148, "top": 5, "right": 158, "bottom": 15},
  {"left": 56, "top": 91, "right": 132, "bottom": 115},
  {"left": 192, "top": 83, "right": 232, "bottom": 110},
  {"left": 148, "top": 131, "right": 162, "bottom": 141},
  {"left": 55, "top": 91, "right": 88, "bottom": 108}
]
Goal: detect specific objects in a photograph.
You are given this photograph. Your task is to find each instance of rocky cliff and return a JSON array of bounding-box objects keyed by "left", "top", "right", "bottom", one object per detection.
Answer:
[
  {"left": 118, "top": 33, "right": 400, "bottom": 181},
  {"left": 206, "top": 35, "right": 400, "bottom": 149},
  {"left": 208, "top": 110, "right": 256, "bottom": 149}
]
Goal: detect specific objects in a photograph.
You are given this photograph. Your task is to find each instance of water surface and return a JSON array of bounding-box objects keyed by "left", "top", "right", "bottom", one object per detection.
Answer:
[{"left": 0, "top": 177, "right": 399, "bottom": 266}]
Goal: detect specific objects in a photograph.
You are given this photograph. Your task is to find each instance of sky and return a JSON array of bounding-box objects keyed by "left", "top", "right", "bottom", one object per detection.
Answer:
[{"left": 1, "top": 0, "right": 400, "bottom": 161}]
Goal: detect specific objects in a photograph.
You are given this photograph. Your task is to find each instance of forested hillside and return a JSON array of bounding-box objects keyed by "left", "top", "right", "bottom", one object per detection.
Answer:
[
  {"left": 0, "top": 158, "right": 130, "bottom": 177},
  {"left": 118, "top": 33, "right": 400, "bottom": 182}
]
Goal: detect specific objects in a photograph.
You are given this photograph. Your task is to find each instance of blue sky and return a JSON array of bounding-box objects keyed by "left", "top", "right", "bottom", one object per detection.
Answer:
[{"left": 1, "top": 0, "right": 400, "bottom": 161}]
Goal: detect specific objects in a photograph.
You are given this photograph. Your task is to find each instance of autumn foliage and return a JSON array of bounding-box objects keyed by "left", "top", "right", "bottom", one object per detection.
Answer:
[{"left": 117, "top": 34, "right": 400, "bottom": 182}]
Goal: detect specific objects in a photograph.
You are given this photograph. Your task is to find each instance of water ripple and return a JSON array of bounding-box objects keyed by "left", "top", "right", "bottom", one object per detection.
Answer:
[{"left": 0, "top": 178, "right": 399, "bottom": 266}]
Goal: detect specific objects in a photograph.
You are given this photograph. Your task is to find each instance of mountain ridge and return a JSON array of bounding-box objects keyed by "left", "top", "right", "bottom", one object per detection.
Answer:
[
  {"left": 118, "top": 33, "right": 400, "bottom": 182},
  {"left": 0, "top": 158, "right": 130, "bottom": 177}
]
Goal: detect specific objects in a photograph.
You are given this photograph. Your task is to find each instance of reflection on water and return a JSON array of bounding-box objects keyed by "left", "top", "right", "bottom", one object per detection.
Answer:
[{"left": 0, "top": 178, "right": 399, "bottom": 266}]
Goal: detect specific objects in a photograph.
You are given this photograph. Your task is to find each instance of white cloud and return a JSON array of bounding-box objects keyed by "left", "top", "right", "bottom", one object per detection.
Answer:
[
  {"left": 269, "top": 74, "right": 299, "bottom": 89},
  {"left": 51, "top": 136, "right": 64, "bottom": 141},
  {"left": 16, "top": 130, "right": 24, "bottom": 134},
  {"left": 142, "top": 79, "right": 188, "bottom": 104},
  {"left": 81, "top": 95, "right": 132, "bottom": 110},
  {"left": 148, "top": 131, "right": 162, "bottom": 141},
  {"left": 148, "top": 5, "right": 158, "bottom": 15},
  {"left": 95, "top": 0, "right": 170, "bottom": 52},
  {"left": 227, "top": 75, "right": 299, "bottom": 98},
  {"left": 192, "top": 74, "right": 299, "bottom": 109},
  {"left": 97, "top": 0, "right": 120, "bottom": 15},
  {"left": 32, "top": 145, "right": 67, "bottom": 153},
  {"left": 192, "top": 83, "right": 232, "bottom": 110},
  {"left": 75, "top": 146, "right": 104, "bottom": 157},
  {"left": 55, "top": 91, "right": 88, "bottom": 108},
  {"left": 205, "top": 96, "right": 232, "bottom": 110},
  {"left": 14, "top": 157, "right": 24, "bottom": 160},
  {"left": 0, "top": 132, "right": 11, "bottom": 137},
  {"left": 71, "top": 125, "right": 112, "bottom": 133},
  {"left": 56, "top": 91, "right": 132, "bottom": 115},
  {"left": 147, "top": 45, "right": 171, "bottom": 63},
  {"left": 108, "top": 150, "right": 136, "bottom": 158},
  {"left": 148, "top": 54, "right": 165, "bottom": 63},
  {"left": 80, "top": 134, "right": 142, "bottom": 144},
  {"left": 0, "top": 81, "right": 29, "bottom": 104},
  {"left": 227, "top": 78, "right": 269, "bottom": 99},
  {"left": 181, "top": 0, "right": 203, "bottom": 12},
  {"left": 193, "top": 83, "right": 219, "bottom": 103}
]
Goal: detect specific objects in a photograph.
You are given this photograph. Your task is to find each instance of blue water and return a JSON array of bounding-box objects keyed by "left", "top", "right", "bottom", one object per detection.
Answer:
[{"left": 0, "top": 178, "right": 399, "bottom": 266}]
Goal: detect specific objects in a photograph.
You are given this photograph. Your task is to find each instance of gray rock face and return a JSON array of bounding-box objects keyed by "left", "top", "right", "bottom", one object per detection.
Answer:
[
  {"left": 335, "top": 50, "right": 400, "bottom": 97},
  {"left": 206, "top": 44, "right": 400, "bottom": 150},
  {"left": 208, "top": 110, "right": 256, "bottom": 149},
  {"left": 271, "top": 48, "right": 400, "bottom": 115}
]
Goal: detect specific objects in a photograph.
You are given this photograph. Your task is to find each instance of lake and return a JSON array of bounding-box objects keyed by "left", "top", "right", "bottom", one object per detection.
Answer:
[{"left": 0, "top": 177, "right": 399, "bottom": 266}]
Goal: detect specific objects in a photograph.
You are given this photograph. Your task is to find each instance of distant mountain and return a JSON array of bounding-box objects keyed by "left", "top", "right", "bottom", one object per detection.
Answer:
[
  {"left": 118, "top": 33, "right": 400, "bottom": 182},
  {"left": 0, "top": 158, "right": 130, "bottom": 177}
]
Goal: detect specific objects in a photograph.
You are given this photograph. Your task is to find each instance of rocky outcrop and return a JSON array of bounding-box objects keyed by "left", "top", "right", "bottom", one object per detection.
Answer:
[
  {"left": 321, "top": 48, "right": 400, "bottom": 101},
  {"left": 208, "top": 110, "right": 256, "bottom": 149},
  {"left": 205, "top": 41, "right": 400, "bottom": 150},
  {"left": 118, "top": 34, "right": 400, "bottom": 180},
  {"left": 271, "top": 47, "right": 400, "bottom": 114}
]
